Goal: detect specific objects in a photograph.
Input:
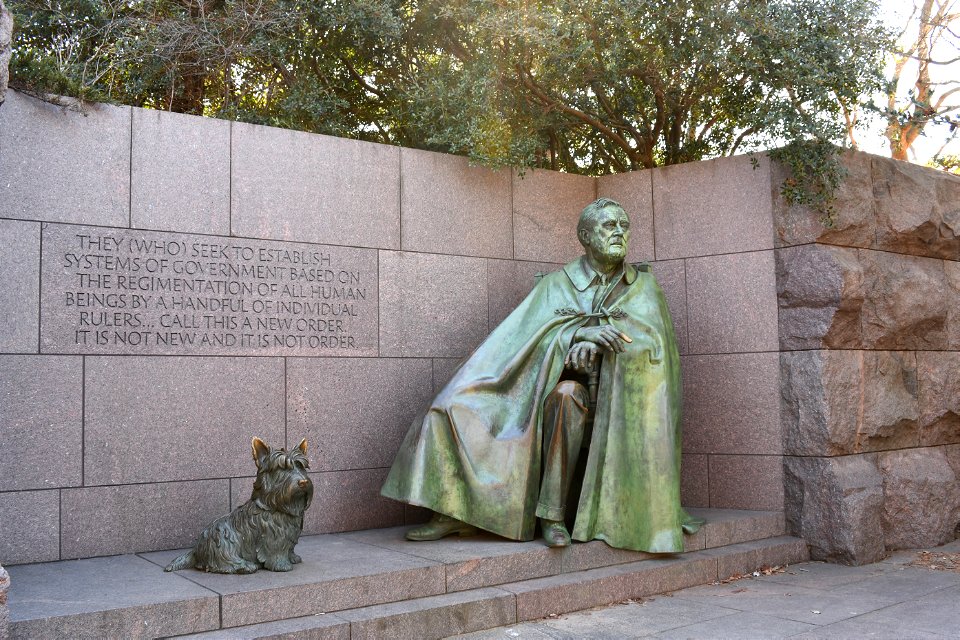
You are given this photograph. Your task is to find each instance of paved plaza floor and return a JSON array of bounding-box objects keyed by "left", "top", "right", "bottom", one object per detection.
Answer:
[{"left": 457, "top": 540, "right": 960, "bottom": 639}]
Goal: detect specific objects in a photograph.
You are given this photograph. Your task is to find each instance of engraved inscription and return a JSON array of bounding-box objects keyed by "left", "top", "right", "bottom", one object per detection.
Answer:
[{"left": 41, "top": 225, "right": 378, "bottom": 355}]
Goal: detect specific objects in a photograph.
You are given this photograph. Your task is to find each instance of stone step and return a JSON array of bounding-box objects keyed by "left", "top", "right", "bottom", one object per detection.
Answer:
[
  {"left": 6, "top": 509, "right": 800, "bottom": 639},
  {"left": 167, "top": 536, "right": 809, "bottom": 640}
]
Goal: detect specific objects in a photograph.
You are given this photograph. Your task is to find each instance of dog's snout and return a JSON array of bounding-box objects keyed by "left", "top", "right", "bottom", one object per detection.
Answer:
[{"left": 298, "top": 479, "right": 310, "bottom": 488}]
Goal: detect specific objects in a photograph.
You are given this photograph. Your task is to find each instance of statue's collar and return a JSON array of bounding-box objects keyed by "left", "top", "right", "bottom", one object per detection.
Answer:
[{"left": 563, "top": 256, "right": 637, "bottom": 291}]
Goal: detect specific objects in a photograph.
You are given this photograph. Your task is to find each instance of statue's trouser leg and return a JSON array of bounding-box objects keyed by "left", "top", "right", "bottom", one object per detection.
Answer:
[{"left": 536, "top": 380, "right": 589, "bottom": 522}]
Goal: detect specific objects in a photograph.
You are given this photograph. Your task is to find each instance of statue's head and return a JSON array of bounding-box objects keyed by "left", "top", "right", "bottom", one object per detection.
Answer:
[{"left": 577, "top": 198, "right": 630, "bottom": 267}]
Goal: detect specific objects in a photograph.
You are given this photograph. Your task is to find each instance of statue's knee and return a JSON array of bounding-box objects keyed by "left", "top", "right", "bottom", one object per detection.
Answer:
[{"left": 549, "top": 380, "right": 589, "bottom": 409}]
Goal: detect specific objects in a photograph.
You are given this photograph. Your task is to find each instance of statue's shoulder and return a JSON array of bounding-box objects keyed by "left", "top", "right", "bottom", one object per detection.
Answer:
[
  {"left": 632, "top": 261, "right": 652, "bottom": 273},
  {"left": 533, "top": 267, "right": 563, "bottom": 285}
]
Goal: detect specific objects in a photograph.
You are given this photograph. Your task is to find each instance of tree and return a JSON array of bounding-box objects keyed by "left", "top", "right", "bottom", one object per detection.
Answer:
[
  {"left": 9, "top": 0, "right": 890, "bottom": 175},
  {"left": 883, "top": 0, "right": 960, "bottom": 162}
]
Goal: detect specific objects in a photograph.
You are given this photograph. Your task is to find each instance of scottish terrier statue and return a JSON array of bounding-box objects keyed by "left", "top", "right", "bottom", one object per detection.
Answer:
[{"left": 165, "top": 437, "right": 314, "bottom": 574}]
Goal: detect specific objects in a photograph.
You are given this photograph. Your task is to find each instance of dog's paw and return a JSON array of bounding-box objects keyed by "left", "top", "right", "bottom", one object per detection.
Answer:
[
  {"left": 289, "top": 552, "right": 302, "bottom": 564},
  {"left": 265, "top": 559, "right": 293, "bottom": 572},
  {"left": 235, "top": 561, "right": 259, "bottom": 574}
]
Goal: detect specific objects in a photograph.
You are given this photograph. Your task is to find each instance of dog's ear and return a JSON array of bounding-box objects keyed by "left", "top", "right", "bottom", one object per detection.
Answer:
[
  {"left": 251, "top": 437, "right": 271, "bottom": 468},
  {"left": 295, "top": 438, "right": 307, "bottom": 455}
]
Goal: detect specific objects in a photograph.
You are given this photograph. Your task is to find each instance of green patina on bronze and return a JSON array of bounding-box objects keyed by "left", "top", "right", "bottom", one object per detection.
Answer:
[{"left": 382, "top": 199, "right": 702, "bottom": 553}]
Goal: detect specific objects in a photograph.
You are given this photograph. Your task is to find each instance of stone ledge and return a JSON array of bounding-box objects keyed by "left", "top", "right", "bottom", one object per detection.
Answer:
[{"left": 7, "top": 509, "right": 795, "bottom": 639}]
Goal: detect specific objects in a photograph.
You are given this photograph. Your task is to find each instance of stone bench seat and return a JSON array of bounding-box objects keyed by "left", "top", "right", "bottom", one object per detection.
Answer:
[{"left": 6, "top": 509, "right": 806, "bottom": 639}]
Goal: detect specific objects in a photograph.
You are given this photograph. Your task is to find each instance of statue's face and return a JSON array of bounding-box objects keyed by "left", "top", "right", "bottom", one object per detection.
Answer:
[{"left": 582, "top": 206, "right": 630, "bottom": 265}]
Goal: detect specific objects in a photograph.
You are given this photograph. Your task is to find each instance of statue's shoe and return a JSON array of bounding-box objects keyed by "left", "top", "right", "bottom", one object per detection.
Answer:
[
  {"left": 541, "top": 519, "right": 571, "bottom": 547},
  {"left": 405, "top": 515, "right": 478, "bottom": 541}
]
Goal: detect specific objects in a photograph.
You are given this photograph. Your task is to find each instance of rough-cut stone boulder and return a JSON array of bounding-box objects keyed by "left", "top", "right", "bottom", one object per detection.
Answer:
[
  {"left": 860, "top": 251, "right": 949, "bottom": 350},
  {"left": 784, "top": 454, "right": 885, "bottom": 565},
  {"left": 776, "top": 244, "right": 863, "bottom": 350},
  {"left": 878, "top": 448, "right": 960, "bottom": 550},
  {"left": 946, "top": 444, "right": 960, "bottom": 478},
  {"left": 781, "top": 350, "right": 919, "bottom": 456},
  {"left": 773, "top": 150, "right": 876, "bottom": 249},
  {"left": 773, "top": 151, "right": 960, "bottom": 261},
  {"left": 873, "top": 157, "right": 960, "bottom": 260},
  {"left": 918, "top": 352, "right": 960, "bottom": 446},
  {"left": 947, "top": 260, "right": 960, "bottom": 350},
  {"left": 0, "top": 0, "right": 12, "bottom": 106},
  {"left": 860, "top": 351, "right": 920, "bottom": 452},
  {"left": 781, "top": 350, "right": 861, "bottom": 456}
]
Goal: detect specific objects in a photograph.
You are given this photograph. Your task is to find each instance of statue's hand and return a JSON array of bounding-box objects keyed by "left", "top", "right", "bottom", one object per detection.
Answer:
[
  {"left": 574, "top": 325, "right": 632, "bottom": 353},
  {"left": 565, "top": 342, "right": 600, "bottom": 373}
]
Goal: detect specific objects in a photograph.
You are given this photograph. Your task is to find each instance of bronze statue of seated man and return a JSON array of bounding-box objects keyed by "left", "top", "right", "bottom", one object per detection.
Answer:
[{"left": 381, "top": 198, "right": 703, "bottom": 551}]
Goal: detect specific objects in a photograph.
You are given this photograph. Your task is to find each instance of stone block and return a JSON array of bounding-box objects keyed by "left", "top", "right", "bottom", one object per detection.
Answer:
[
  {"left": 84, "top": 356, "right": 283, "bottom": 484},
  {"left": 872, "top": 155, "right": 960, "bottom": 260},
  {"left": 878, "top": 448, "right": 960, "bottom": 551},
  {"left": 597, "top": 170, "right": 655, "bottom": 262},
  {"left": 780, "top": 350, "right": 861, "bottom": 456},
  {"left": 343, "top": 527, "right": 558, "bottom": 592},
  {"left": 559, "top": 542, "right": 656, "bottom": 574},
  {"left": 7, "top": 554, "right": 219, "bottom": 639},
  {"left": 772, "top": 150, "right": 877, "bottom": 249},
  {"left": 947, "top": 259, "right": 960, "bottom": 349},
  {"left": 860, "top": 351, "right": 920, "bottom": 451},
  {"left": 379, "top": 251, "right": 488, "bottom": 357},
  {"left": 512, "top": 169, "right": 596, "bottom": 263},
  {"left": 649, "top": 259, "right": 688, "bottom": 354},
  {"left": 0, "top": 220, "right": 39, "bottom": 352},
  {"left": 0, "top": 356, "right": 82, "bottom": 491},
  {"left": 860, "top": 250, "right": 949, "bottom": 350},
  {"left": 400, "top": 148, "right": 512, "bottom": 258},
  {"left": 920, "top": 353, "right": 960, "bottom": 446},
  {"left": 288, "top": 357, "right": 433, "bottom": 471},
  {"left": 507, "top": 555, "right": 716, "bottom": 621},
  {"left": 686, "top": 250, "right": 778, "bottom": 354},
  {"left": 40, "top": 224, "right": 380, "bottom": 357},
  {"left": 486, "top": 259, "right": 561, "bottom": 328},
  {"left": 652, "top": 154, "right": 774, "bottom": 260},
  {"left": 693, "top": 509, "right": 786, "bottom": 549},
  {"left": 0, "top": 91, "right": 130, "bottom": 226},
  {"left": 711, "top": 536, "right": 809, "bottom": 579},
  {"left": 708, "top": 455, "right": 783, "bottom": 511},
  {"left": 303, "top": 469, "right": 405, "bottom": 534},
  {"left": 173, "top": 615, "right": 351, "bottom": 640},
  {"left": 231, "top": 121, "right": 400, "bottom": 249},
  {"left": 145, "top": 534, "right": 445, "bottom": 628},
  {"left": 131, "top": 108, "right": 230, "bottom": 235},
  {"left": 0, "top": 490, "right": 59, "bottom": 565},
  {"left": 783, "top": 454, "right": 885, "bottom": 564},
  {"left": 339, "top": 587, "right": 516, "bottom": 640},
  {"left": 681, "top": 454, "right": 709, "bottom": 508},
  {"left": 946, "top": 444, "right": 960, "bottom": 479},
  {"left": 781, "top": 350, "right": 920, "bottom": 456},
  {"left": 776, "top": 244, "right": 864, "bottom": 350},
  {"left": 681, "top": 353, "right": 781, "bottom": 455},
  {"left": 60, "top": 479, "right": 230, "bottom": 559}
]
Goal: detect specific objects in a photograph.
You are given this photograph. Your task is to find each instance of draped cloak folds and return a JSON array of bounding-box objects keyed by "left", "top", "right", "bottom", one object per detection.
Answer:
[{"left": 381, "top": 257, "right": 702, "bottom": 553}]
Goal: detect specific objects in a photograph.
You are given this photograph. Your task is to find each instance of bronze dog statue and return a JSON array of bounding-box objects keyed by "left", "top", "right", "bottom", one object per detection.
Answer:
[{"left": 165, "top": 437, "right": 313, "bottom": 574}]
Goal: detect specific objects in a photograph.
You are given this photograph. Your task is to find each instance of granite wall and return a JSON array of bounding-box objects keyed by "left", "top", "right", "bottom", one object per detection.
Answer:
[
  {"left": 0, "top": 91, "right": 786, "bottom": 565},
  {"left": 776, "top": 152, "right": 960, "bottom": 564}
]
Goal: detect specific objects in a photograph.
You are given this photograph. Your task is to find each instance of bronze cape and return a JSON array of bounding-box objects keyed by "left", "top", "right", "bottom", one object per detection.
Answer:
[{"left": 381, "top": 257, "right": 700, "bottom": 552}]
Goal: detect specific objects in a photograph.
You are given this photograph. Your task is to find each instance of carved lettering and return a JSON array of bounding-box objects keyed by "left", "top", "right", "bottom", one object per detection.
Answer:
[{"left": 42, "top": 226, "right": 377, "bottom": 356}]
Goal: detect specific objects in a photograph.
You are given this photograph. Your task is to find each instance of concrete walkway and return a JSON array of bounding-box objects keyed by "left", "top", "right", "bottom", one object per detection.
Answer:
[{"left": 457, "top": 540, "right": 960, "bottom": 639}]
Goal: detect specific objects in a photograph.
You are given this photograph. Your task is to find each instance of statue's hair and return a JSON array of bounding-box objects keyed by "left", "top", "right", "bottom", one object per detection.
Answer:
[{"left": 577, "top": 198, "right": 626, "bottom": 244}]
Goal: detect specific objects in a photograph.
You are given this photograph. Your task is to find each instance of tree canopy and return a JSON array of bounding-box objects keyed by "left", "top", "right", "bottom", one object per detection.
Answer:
[{"left": 9, "top": 0, "right": 890, "bottom": 175}]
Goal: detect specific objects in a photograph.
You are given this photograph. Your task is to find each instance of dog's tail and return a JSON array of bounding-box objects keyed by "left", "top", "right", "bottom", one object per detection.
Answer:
[{"left": 164, "top": 550, "right": 195, "bottom": 572}]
